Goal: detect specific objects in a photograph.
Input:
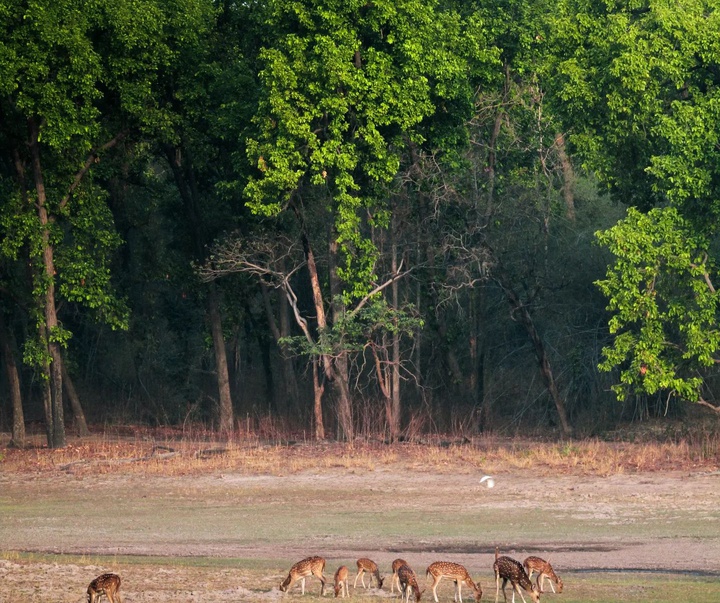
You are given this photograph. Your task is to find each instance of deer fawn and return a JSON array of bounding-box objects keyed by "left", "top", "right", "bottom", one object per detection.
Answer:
[
  {"left": 355, "top": 557, "right": 384, "bottom": 589},
  {"left": 334, "top": 565, "right": 350, "bottom": 598},
  {"left": 426, "top": 561, "right": 482, "bottom": 603},
  {"left": 494, "top": 549, "right": 540, "bottom": 603},
  {"left": 391, "top": 558, "right": 410, "bottom": 593},
  {"left": 280, "top": 556, "right": 327, "bottom": 595},
  {"left": 398, "top": 563, "right": 422, "bottom": 603},
  {"left": 87, "top": 573, "right": 121, "bottom": 603},
  {"left": 523, "top": 557, "right": 563, "bottom": 594}
]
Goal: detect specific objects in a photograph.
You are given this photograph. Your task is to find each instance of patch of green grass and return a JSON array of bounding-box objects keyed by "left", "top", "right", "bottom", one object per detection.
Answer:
[
  {"left": 546, "top": 572, "right": 718, "bottom": 603},
  {"left": 0, "top": 550, "right": 280, "bottom": 570},
  {"left": 282, "top": 571, "right": 719, "bottom": 603},
  {"left": 2, "top": 553, "right": 717, "bottom": 603}
]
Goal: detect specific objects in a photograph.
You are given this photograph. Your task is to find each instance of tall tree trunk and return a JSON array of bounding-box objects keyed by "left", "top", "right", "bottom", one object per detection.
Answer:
[
  {"left": 492, "top": 268, "right": 572, "bottom": 436},
  {"left": 424, "top": 242, "right": 464, "bottom": 388},
  {"left": 166, "top": 145, "right": 235, "bottom": 437},
  {"left": 312, "top": 359, "right": 325, "bottom": 440},
  {"left": 389, "top": 221, "right": 401, "bottom": 441},
  {"left": 554, "top": 132, "right": 576, "bottom": 222},
  {"left": 473, "top": 287, "right": 491, "bottom": 431},
  {"left": 300, "top": 232, "right": 329, "bottom": 439},
  {"left": 61, "top": 360, "right": 90, "bottom": 437},
  {"left": 30, "top": 118, "right": 65, "bottom": 449},
  {"left": 328, "top": 236, "right": 353, "bottom": 441},
  {"left": 260, "top": 281, "right": 299, "bottom": 416},
  {"left": 278, "top": 283, "right": 301, "bottom": 415},
  {"left": 0, "top": 310, "right": 25, "bottom": 448},
  {"left": 334, "top": 353, "right": 353, "bottom": 441},
  {"left": 208, "top": 285, "right": 234, "bottom": 437}
]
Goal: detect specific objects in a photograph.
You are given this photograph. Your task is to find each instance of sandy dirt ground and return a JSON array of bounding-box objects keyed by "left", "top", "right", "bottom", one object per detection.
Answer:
[{"left": 1, "top": 462, "right": 719, "bottom": 602}]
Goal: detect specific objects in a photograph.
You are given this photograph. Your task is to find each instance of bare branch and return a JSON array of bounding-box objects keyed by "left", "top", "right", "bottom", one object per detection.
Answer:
[
  {"left": 348, "top": 260, "right": 411, "bottom": 318},
  {"left": 197, "top": 234, "right": 304, "bottom": 285},
  {"left": 696, "top": 398, "right": 720, "bottom": 413},
  {"left": 197, "top": 234, "right": 315, "bottom": 347},
  {"left": 690, "top": 253, "right": 716, "bottom": 294},
  {"left": 59, "top": 130, "right": 129, "bottom": 210}
]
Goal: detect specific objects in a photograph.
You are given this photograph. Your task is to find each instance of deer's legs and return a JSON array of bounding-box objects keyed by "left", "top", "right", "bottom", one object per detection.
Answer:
[
  {"left": 455, "top": 579, "right": 463, "bottom": 603},
  {"left": 513, "top": 583, "right": 528, "bottom": 603},
  {"left": 430, "top": 575, "right": 443, "bottom": 603},
  {"left": 546, "top": 576, "right": 556, "bottom": 594}
]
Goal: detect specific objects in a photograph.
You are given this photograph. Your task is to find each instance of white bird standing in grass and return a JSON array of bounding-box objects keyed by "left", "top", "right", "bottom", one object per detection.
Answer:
[{"left": 480, "top": 475, "right": 495, "bottom": 488}]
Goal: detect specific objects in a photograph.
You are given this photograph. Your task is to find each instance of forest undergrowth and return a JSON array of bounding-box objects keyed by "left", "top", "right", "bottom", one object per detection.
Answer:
[{"left": 2, "top": 421, "right": 718, "bottom": 477}]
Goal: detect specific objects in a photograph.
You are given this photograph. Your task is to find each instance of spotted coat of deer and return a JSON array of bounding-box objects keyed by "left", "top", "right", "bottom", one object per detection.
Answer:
[
  {"left": 523, "top": 557, "right": 563, "bottom": 594},
  {"left": 87, "top": 573, "right": 121, "bottom": 603},
  {"left": 334, "top": 565, "right": 350, "bottom": 598},
  {"left": 426, "top": 561, "right": 482, "bottom": 603},
  {"left": 494, "top": 549, "right": 540, "bottom": 603},
  {"left": 391, "top": 558, "right": 410, "bottom": 594},
  {"left": 398, "top": 563, "right": 422, "bottom": 603},
  {"left": 354, "top": 557, "right": 384, "bottom": 589},
  {"left": 280, "top": 556, "right": 327, "bottom": 595}
]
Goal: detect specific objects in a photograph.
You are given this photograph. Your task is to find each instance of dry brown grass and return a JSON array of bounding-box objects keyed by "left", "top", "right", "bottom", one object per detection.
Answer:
[{"left": 1, "top": 426, "right": 718, "bottom": 477}]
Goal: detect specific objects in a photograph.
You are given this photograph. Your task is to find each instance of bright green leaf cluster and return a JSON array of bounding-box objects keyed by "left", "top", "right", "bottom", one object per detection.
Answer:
[
  {"left": 596, "top": 206, "right": 720, "bottom": 402},
  {"left": 245, "top": 0, "right": 485, "bottom": 300}
]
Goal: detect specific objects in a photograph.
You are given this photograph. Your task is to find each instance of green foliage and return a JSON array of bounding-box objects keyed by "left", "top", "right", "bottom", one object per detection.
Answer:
[
  {"left": 546, "top": 0, "right": 720, "bottom": 213},
  {"left": 0, "top": 0, "right": 212, "bottom": 363},
  {"left": 280, "top": 296, "right": 422, "bottom": 359},
  {"left": 56, "top": 185, "right": 129, "bottom": 329},
  {"left": 245, "top": 0, "right": 488, "bottom": 299},
  {"left": 596, "top": 206, "right": 720, "bottom": 402},
  {"left": 546, "top": 0, "right": 720, "bottom": 407}
]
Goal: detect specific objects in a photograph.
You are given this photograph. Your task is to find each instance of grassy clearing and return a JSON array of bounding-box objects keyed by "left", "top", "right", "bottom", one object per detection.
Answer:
[{"left": 2, "top": 430, "right": 718, "bottom": 602}]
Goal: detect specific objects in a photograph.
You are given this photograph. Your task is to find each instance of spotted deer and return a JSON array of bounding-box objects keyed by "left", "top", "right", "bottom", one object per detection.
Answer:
[
  {"left": 391, "top": 558, "right": 410, "bottom": 593},
  {"left": 334, "top": 565, "right": 350, "bottom": 598},
  {"left": 494, "top": 549, "right": 540, "bottom": 603},
  {"left": 426, "top": 561, "right": 482, "bottom": 603},
  {"left": 398, "top": 563, "right": 422, "bottom": 603},
  {"left": 354, "top": 557, "right": 384, "bottom": 589},
  {"left": 523, "top": 557, "right": 563, "bottom": 594},
  {"left": 280, "top": 556, "right": 327, "bottom": 595},
  {"left": 87, "top": 573, "right": 121, "bottom": 603}
]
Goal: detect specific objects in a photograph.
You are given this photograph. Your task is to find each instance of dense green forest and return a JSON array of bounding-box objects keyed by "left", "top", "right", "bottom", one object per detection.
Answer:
[{"left": 1, "top": 0, "right": 720, "bottom": 448}]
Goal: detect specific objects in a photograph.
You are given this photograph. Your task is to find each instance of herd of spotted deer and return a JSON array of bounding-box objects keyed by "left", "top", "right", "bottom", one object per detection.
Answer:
[{"left": 85, "top": 548, "right": 563, "bottom": 603}]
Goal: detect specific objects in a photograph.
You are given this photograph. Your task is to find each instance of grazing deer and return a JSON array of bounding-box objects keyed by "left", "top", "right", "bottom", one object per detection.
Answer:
[
  {"left": 334, "top": 565, "right": 350, "bottom": 598},
  {"left": 280, "top": 556, "right": 327, "bottom": 595},
  {"left": 398, "top": 563, "right": 422, "bottom": 603},
  {"left": 523, "top": 557, "right": 563, "bottom": 594},
  {"left": 391, "top": 558, "right": 410, "bottom": 593},
  {"left": 426, "top": 561, "right": 482, "bottom": 603},
  {"left": 494, "top": 549, "right": 540, "bottom": 603},
  {"left": 87, "top": 573, "right": 121, "bottom": 603},
  {"left": 354, "top": 557, "right": 384, "bottom": 589}
]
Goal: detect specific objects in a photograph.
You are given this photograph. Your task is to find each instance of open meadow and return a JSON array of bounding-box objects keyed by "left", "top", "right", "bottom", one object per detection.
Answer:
[{"left": 1, "top": 433, "right": 719, "bottom": 602}]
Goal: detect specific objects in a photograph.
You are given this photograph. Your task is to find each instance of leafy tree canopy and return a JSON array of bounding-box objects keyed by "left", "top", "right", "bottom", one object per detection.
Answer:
[
  {"left": 547, "top": 0, "right": 720, "bottom": 216},
  {"left": 544, "top": 0, "right": 720, "bottom": 408},
  {"left": 596, "top": 206, "right": 720, "bottom": 403},
  {"left": 245, "top": 0, "right": 495, "bottom": 300}
]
